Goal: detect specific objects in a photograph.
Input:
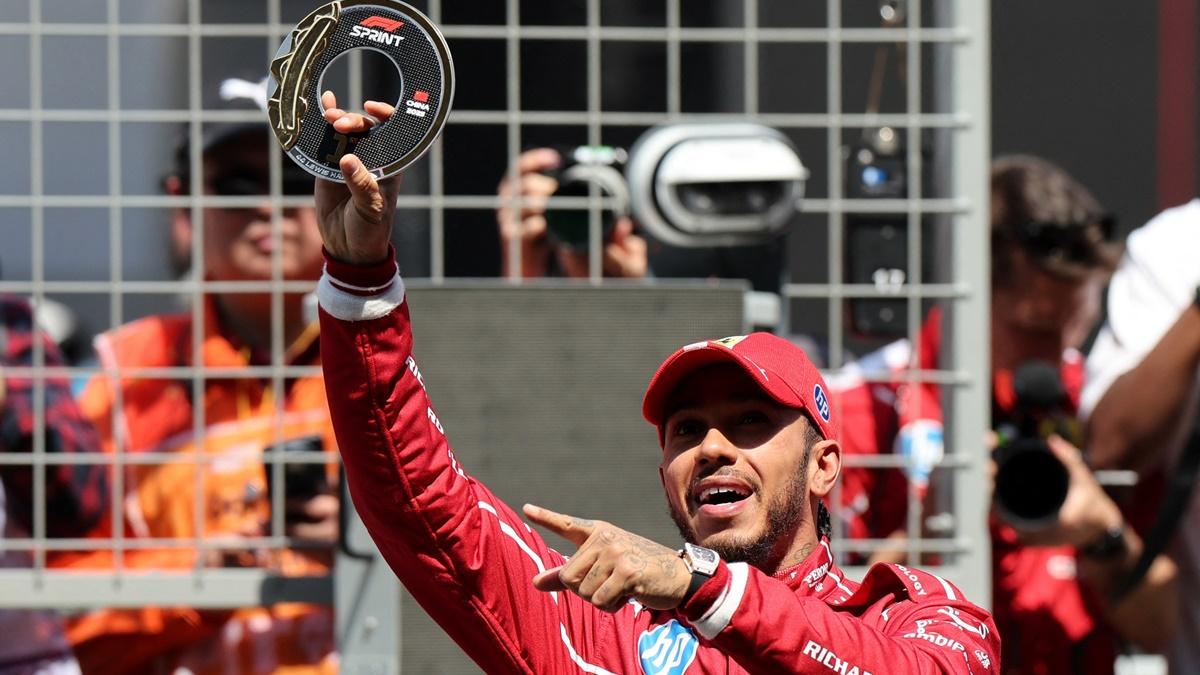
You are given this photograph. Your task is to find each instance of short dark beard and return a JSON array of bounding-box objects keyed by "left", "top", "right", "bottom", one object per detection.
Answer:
[{"left": 668, "top": 445, "right": 812, "bottom": 571}]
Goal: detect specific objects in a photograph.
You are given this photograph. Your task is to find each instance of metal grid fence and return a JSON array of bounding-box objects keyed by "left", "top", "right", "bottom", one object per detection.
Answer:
[{"left": 0, "top": 0, "right": 991, "bottom": 669}]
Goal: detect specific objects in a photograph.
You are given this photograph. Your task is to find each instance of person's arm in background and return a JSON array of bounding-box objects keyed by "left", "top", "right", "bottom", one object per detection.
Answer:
[
  {"left": 1085, "top": 302, "right": 1200, "bottom": 472},
  {"left": 1019, "top": 436, "right": 1178, "bottom": 651},
  {"left": 0, "top": 298, "right": 107, "bottom": 538},
  {"left": 496, "top": 148, "right": 559, "bottom": 278},
  {"left": 1082, "top": 212, "right": 1200, "bottom": 473}
]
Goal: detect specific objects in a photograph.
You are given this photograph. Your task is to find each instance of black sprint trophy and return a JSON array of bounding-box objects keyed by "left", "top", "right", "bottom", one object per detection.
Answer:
[{"left": 267, "top": 0, "right": 454, "bottom": 180}]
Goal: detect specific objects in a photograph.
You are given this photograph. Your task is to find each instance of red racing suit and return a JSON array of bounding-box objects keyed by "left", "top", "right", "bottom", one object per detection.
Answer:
[{"left": 315, "top": 251, "right": 1002, "bottom": 675}]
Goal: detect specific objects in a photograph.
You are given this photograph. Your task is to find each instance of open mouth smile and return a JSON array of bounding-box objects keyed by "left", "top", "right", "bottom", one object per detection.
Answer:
[{"left": 692, "top": 478, "right": 754, "bottom": 518}]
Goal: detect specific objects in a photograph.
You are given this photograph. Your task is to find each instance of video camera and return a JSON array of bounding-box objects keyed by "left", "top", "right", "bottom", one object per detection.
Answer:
[
  {"left": 544, "top": 123, "right": 809, "bottom": 250},
  {"left": 991, "top": 360, "right": 1079, "bottom": 529}
]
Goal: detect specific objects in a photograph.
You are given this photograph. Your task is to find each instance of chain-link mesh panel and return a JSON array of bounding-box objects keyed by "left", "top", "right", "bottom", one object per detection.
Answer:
[{"left": 0, "top": 0, "right": 992, "bottom": 673}]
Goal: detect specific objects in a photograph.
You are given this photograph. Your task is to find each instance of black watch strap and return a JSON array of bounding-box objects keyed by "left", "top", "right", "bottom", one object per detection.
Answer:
[
  {"left": 680, "top": 569, "right": 710, "bottom": 605},
  {"left": 678, "top": 543, "right": 719, "bottom": 605},
  {"left": 1081, "top": 524, "right": 1127, "bottom": 561}
]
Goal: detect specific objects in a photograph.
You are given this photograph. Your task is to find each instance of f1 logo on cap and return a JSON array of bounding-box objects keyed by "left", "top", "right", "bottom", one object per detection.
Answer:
[{"left": 813, "top": 384, "right": 831, "bottom": 422}]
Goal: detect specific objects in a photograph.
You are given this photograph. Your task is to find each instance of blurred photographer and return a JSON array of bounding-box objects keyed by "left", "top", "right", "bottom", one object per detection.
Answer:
[
  {"left": 1081, "top": 197, "right": 1200, "bottom": 672},
  {"left": 496, "top": 147, "right": 648, "bottom": 279},
  {"left": 830, "top": 156, "right": 1177, "bottom": 673}
]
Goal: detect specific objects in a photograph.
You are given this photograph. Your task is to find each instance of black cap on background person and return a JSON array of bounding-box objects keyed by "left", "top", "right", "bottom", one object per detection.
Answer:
[{"left": 163, "top": 75, "right": 314, "bottom": 276}]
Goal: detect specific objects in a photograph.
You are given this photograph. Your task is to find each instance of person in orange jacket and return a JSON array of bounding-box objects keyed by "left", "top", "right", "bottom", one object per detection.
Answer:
[{"left": 57, "top": 76, "right": 340, "bottom": 675}]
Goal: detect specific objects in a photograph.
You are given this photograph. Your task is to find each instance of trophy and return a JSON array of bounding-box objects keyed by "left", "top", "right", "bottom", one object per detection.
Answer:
[{"left": 267, "top": 0, "right": 454, "bottom": 181}]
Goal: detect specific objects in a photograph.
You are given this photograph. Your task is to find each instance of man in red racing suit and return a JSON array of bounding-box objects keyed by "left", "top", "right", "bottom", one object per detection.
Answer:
[{"left": 310, "top": 96, "right": 1001, "bottom": 674}]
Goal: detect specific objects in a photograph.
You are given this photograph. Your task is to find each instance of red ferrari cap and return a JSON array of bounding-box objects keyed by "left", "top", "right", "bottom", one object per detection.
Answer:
[{"left": 641, "top": 333, "right": 835, "bottom": 440}]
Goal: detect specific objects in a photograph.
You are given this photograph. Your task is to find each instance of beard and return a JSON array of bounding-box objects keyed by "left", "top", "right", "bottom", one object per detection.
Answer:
[{"left": 668, "top": 450, "right": 811, "bottom": 570}]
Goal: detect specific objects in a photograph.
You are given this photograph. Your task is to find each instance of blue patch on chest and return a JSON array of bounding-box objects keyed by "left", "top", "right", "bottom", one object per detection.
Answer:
[{"left": 638, "top": 619, "right": 699, "bottom": 675}]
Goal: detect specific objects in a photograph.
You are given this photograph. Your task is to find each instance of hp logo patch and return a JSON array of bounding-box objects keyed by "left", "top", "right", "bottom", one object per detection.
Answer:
[
  {"left": 813, "top": 384, "right": 831, "bottom": 422},
  {"left": 638, "top": 620, "right": 699, "bottom": 675}
]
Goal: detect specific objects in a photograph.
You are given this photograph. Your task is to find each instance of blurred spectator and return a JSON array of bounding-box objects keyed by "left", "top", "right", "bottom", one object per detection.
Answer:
[
  {"left": 497, "top": 147, "right": 648, "bottom": 279},
  {"left": 0, "top": 296, "right": 106, "bottom": 674},
  {"left": 1081, "top": 198, "right": 1200, "bottom": 671},
  {"left": 29, "top": 299, "right": 88, "bottom": 369},
  {"left": 828, "top": 156, "right": 1177, "bottom": 673},
  {"left": 53, "top": 77, "right": 339, "bottom": 674}
]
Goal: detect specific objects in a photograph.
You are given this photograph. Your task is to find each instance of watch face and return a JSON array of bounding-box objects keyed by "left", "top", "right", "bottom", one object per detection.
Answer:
[{"left": 684, "top": 543, "right": 720, "bottom": 575}]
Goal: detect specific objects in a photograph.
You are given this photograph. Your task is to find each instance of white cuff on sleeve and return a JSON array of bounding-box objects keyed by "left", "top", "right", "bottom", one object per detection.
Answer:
[
  {"left": 691, "top": 562, "right": 749, "bottom": 640},
  {"left": 316, "top": 271, "right": 405, "bottom": 321}
]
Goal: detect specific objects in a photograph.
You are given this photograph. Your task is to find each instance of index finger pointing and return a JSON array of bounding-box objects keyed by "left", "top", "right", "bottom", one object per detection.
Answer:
[{"left": 523, "top": 503, "right": 596, "bottom": 546}]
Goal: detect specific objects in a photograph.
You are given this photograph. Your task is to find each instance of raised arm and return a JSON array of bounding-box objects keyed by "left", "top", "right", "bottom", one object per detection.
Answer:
[
  {"left": 312, "top": 96, "right": 619, "bottom": 675},
  {"left": 1082, "top": 214, "right": 1200, "bottom": 473},
  {"left": 1084, "top": 303, "right": 1200, "bottom": 472}
]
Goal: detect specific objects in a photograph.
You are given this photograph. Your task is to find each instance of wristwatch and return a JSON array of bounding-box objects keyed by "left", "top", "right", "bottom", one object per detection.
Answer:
[
  {"left": 1081, "top": 524, "right": 1127, "bottom": 561},
  {"left": 679, "top": 543, "right": 720, "bottom": 603}
]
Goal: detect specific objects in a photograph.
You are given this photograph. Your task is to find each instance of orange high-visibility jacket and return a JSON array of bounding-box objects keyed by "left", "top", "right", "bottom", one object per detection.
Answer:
[{"left": 61, "top": 299, "right": 337, "bottom": 675}]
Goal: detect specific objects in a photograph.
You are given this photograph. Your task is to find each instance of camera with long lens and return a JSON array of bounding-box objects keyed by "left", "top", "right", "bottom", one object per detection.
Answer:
[
  {"left": 544, "top": 123, "right": 809, "bottom": 251},
  {"left": 991, "top": 360, "right": 1079, "bottom": 529}
]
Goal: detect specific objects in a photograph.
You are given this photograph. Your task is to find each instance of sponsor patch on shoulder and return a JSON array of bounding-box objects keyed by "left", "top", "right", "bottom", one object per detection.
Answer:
[{"left": 638, "top": 620, "right": 699, "bottom": 675}]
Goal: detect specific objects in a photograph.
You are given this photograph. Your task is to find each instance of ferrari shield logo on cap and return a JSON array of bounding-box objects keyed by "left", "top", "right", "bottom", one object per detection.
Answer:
[{"left": 712, "top": 335, "right": 746, "bottom": 349}]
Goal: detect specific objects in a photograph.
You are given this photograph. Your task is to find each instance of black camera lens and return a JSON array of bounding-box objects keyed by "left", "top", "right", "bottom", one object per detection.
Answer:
[
  {"left": 544, "top": 177, "right": 618, "bottom": 249},
  {"left": 543, "top": 156, "right": 629, "bottom": 251},
  {"left": 992, "top": 437, "right": 1069, "bottom": 528}
]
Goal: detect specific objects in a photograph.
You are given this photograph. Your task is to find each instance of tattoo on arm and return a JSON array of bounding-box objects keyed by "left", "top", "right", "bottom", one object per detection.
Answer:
[
  {"left": 659, "top": 557, "right": 679, "bottom": 578},
  {"left": 627, "top": 533, "right": 680, "bottom": 578}
]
